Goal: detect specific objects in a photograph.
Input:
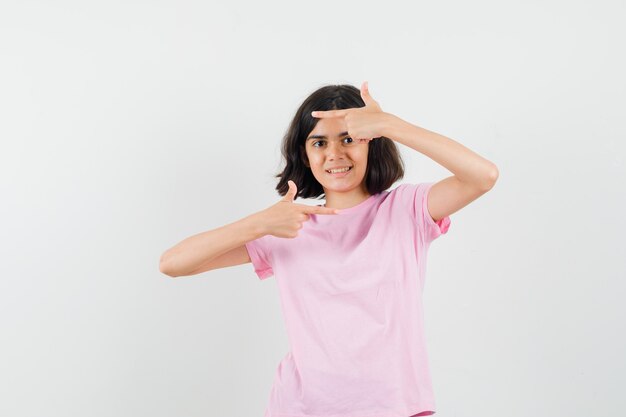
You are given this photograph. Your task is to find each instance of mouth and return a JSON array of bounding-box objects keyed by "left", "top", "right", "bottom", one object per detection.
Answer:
[{"left": 325, "top": 166, "right": 353, "bottom": 176}]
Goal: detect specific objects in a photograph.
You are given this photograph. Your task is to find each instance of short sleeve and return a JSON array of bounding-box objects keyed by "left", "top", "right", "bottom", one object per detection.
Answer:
[
  {"left": 401, "top": 182, "right": 451, "bottom": 244},
  {"left": 244, "top": 235, "right": 274, "bottom": 280}
]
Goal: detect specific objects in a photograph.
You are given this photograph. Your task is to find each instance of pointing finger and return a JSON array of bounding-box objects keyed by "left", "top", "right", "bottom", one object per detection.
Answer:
[
  {"left": 311, "top": 109, "right": 350, "bottom": 118},
  {"left": 298, "top": 204, "right": 340, "bottom": 215}
]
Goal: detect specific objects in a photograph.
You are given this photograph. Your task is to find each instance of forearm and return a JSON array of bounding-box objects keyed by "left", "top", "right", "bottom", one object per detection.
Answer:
[
  {"left": 382, "top": 114, "right": 498, "bottom": 189},
  {"left": 159, "top": 213, "right": 265, "bottom": 277}
]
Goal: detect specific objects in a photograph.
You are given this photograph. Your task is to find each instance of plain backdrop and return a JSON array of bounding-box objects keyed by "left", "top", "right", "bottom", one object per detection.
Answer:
[{"left": 1, "top": 1, "right": 624, "bottom": 416}]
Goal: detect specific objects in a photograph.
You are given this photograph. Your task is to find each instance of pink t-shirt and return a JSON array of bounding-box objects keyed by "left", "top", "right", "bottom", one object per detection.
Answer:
[{"left": 245, "top": 182, "right": 451, "bottom": 417}]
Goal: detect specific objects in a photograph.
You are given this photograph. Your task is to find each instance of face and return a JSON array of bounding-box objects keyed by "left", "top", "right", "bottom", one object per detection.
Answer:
[{"left": 304, "top": 116, "right": 369, "bottom": 195}]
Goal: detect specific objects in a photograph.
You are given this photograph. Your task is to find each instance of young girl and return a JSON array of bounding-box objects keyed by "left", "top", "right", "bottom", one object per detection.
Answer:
[{"left": 160, "top": 82, "right": 499, "bottom": 417}]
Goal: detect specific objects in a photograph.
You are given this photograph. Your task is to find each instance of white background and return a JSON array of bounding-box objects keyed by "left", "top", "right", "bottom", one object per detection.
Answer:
[{"left": 1, "top": 1, "right": 624, "bottom": 416}]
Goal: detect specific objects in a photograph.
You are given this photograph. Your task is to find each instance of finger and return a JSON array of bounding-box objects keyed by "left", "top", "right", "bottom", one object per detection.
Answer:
[
  {"left": 311, "top": 109, "right": 350, "bottom": 118},
  {"left": 360, "top": 81, "right": 382, "bottom": 111},
  {"left": 282, "top": 180, "right": 297, "bottom": 202},
  {"left": 298, "top": 204, "right": 340, "bottom": 215},
  {"left": 360, "top": 81, "right": 375, "bottom": 106},
  {"left": 360, "top": 81, "right": 372, "bottom": 105}
]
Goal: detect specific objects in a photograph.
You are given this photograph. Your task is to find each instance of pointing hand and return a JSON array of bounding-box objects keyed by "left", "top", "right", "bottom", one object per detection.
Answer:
[{"left": 259, "top": 180, "right": 339, "bottom": 238}]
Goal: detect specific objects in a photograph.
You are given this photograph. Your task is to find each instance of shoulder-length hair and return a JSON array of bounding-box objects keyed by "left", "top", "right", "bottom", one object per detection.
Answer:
[{"left": 274, "top": 84, "right": 405, "bottom": 201}]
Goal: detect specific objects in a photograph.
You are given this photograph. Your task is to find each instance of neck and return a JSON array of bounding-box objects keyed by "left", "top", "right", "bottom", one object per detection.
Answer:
[{"left": 323, "top": 185, "right": 371, "bottom": 210}]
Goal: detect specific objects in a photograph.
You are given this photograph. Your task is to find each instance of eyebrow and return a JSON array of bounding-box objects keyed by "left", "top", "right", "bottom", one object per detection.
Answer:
[{"left": 306, "top": 131, "right": 350, "bottom": 141}]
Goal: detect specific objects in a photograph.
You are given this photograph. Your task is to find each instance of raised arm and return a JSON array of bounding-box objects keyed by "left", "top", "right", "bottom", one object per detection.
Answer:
[
  {"left": 310, "top": 81, "right": 499, "bottom": 223},
  {"left": 382, "top": 114, "right": 499, "bottom": 222}
]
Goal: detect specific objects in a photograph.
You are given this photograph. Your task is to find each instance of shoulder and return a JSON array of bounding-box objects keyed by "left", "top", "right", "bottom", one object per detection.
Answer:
[
  {"left": 386, "top": 182, "right": 425, "bottom": 201},
  {"left": 377, "top": 183, "right": 417, "bottom": 212},
  {"left": 382, "top": 182, "right": 434, "bottom": 218}
]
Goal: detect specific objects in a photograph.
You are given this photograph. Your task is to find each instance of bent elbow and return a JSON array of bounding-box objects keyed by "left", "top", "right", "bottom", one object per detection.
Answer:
[
  {"left": 159, "top": 263, "right": 175, "bottom": 278},
  {"left": 482, "top": 165, "right": 499, "bottom": 190},
  {"left": 159, "top": 254, "right": 179, "bottom": 278},
  {"left": 489, "top": 165, "right": 500, "bottom": 183}
]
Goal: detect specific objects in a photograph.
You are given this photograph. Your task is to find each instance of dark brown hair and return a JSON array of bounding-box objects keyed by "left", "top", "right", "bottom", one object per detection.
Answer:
[{"left": 274, "top": 84, "right": 405, "bottom": 201}]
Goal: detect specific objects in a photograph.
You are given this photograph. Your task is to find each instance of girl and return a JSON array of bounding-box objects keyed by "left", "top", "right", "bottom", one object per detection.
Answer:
[{"left": 160, "top": 82, "right": 499, "bottom": 417}]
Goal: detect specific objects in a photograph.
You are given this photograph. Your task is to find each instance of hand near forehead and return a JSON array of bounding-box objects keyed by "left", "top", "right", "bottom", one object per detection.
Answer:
[
  {"left": 256, "top": 180, "right": 339, "bottom": 239},
  {"left": 311, "top": 81, "right": 389, "bottom": 143}
]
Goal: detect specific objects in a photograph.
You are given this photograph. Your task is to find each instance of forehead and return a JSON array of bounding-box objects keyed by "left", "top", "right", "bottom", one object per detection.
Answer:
[{"left": 307, "top": 117, "right": 348, "bottom": 140}]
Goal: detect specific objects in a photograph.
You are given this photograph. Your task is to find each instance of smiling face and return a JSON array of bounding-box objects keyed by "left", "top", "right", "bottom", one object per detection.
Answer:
[{"left": 304, "top": 117, "right": 370, "bottom": 199}]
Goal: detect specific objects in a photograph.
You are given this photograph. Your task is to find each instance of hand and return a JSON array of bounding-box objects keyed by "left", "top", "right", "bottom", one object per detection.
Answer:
[
  {"left": 311, "top": 81, "right": 389, "bottom": 143},
  {"left": 257, "top": 180, "right": 339, "bottom": 238}
]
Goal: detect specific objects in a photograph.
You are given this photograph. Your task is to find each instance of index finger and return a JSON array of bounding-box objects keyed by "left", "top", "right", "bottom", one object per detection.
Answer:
[
  {"left": 297, "top": 203, "right": 341, "bottom": 215},
  {"left": 311, "top": 109, "right": 350, "bottom": 118}
]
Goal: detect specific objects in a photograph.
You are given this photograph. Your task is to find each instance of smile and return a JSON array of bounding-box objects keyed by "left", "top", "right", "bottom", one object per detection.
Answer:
[{"left": 326, "top": 166, "right": 353, "bottom": 176}]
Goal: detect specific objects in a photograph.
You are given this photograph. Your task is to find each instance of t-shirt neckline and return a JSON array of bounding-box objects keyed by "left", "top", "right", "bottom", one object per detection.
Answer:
[{"left": 318, "top": 192, "right": 380, "bottom": 214}]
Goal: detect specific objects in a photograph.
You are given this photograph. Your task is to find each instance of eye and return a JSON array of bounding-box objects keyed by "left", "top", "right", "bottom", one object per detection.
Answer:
[{"left": 311, "top": 137, "right": 354, "bottom": 148}]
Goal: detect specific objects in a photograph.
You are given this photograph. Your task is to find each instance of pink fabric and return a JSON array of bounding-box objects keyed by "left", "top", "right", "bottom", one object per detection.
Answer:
[{"left": 245, "top": 182, "right": 451, "bottom": 417}]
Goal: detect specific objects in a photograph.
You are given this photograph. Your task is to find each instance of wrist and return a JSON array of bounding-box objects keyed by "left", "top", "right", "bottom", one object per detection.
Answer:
[
  {"left": 381, "top": 113, "right": 405, "bottom": 139},
  {"left": 245, "top": 211, "right": 268, "bottom": 239}
]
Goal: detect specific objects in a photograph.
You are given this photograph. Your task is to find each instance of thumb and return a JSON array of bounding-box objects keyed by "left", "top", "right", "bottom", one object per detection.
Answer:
[
  {"left": 361, "top": 81, "right": 381, "bottom": 110},
  {"left": 282, "top": 180, "right": 298, "bottom": 202}
]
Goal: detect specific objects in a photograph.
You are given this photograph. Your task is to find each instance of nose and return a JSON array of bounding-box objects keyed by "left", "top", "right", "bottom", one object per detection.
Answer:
[{"left": 324, "top": 140, "right": 346, "bottom": 158}]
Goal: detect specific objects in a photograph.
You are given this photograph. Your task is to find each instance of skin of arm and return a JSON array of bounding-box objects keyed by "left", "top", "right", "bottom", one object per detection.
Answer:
[
  {"left": 159, "top": 213, "right": 264, "bottom": 278},
  {"left": 382, "top": 114, "right": 498, "bottom": 188},
  {"left": 380, "top": 113, "right": 499, "bottom": 222},
  {"left": 311, "top": 81, "right": 498, "bottom": 223}
]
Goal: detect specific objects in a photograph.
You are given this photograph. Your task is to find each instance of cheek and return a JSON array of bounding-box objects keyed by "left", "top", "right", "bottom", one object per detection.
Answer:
[
  {"left": 354, "top": 148, "right": 369, "bottom": 163},
  {"left": 306, "top": 153, "right": 321, "bottom": 167}
]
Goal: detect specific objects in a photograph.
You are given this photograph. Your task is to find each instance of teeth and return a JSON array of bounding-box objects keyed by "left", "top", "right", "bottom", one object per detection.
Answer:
[{"left": 327, "top": 166, "right": 351, "bottom": 174}]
